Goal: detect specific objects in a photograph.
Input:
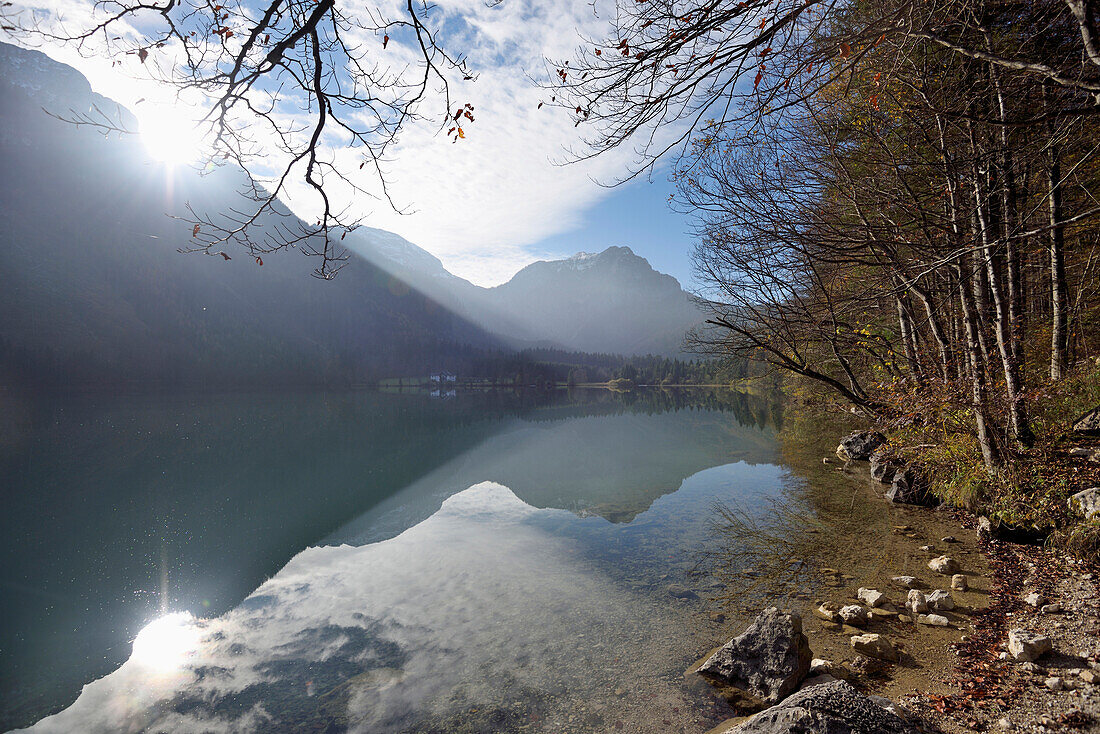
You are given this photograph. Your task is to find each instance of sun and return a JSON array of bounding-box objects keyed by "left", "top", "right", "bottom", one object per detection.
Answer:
[
  {"left": 131, "top": 612, "right": 203, "bottom": 672},
  {"left": 140, "top": 109, "right": 206, "bottom": 166}
]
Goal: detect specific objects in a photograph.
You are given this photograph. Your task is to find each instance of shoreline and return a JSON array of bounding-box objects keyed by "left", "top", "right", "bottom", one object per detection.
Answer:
[{"left": 690, "top": 426, "right": 1100, "bottom": 734}]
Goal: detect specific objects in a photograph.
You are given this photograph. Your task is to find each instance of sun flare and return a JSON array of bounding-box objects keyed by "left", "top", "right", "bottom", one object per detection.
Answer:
[
  {"left": 140, "top": 110, "right": 205, "bottom": 166},
  {"left": 132, "top": 612, "right": 202, "bottom": 672}
]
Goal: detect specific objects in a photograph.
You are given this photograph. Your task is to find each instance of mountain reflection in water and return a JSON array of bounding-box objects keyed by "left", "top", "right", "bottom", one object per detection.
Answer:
[{"left": 3, "top": 388, "right": 785, "bottom": 732}]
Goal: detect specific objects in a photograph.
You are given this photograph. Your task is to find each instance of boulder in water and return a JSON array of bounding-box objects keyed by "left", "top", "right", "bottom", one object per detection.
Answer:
[
  {"left": 836, "top": 431, "right": 888, "bottom": 461},
  {"left": 696, "top": 607, "right": 813, "bottom": 704},
  {"left": 869, "top": 449, "right": 903, "bottom": 483}
]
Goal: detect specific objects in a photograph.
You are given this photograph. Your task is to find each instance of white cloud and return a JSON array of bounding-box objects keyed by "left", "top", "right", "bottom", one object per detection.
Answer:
[{"left": 8, "top": 0, "right": 676, "bottom": 285}]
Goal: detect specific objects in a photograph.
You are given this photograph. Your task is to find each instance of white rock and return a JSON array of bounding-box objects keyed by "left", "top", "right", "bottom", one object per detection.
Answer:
[
  {"left": 919, "top": 544, "right": 934, "bottom": 553},
  {"left": 1045, "top": 676, "right": 1064, "bottom": 691},
  {"left": 839, "top": 604, "right": 869, "bottom": 627},
  {"left": 917, "top": 613, "right": 950, "bottom": 626},
  {"left": 1068, "top": 488, "right": 1100, "bottom": 519},
  {"left": 1008, "top": 629, "right": 1052, "bottom": 662},
  {"left": 907, "top": 589, "right": 928, "bottom": 614},
  {"left": 951, "top": 574, "right": 968, "bottom": 591},
  {"left": 928, "top": 556, "right": 960, "bottom": 575},
  {"left": 1025, "top": 591, "right": 1043, "bottom": 607},
  {"left": 850, "top": 633, "right": 899, "bottom": 662},
  {"left": 927, "top": 589, "right": 955, "bottom": 611},
  {"left": 996, "top": 717, "right": 1013, "bottom": 730},
  {"left": 857, "top": 588, "right": 888, "bottom": 608},
  {"left": 891, "top": 576, "right": 920, "bottom": 589}
]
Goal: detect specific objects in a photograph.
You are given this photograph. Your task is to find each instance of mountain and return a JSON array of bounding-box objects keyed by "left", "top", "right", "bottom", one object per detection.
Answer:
[
  {"left": 346, "top": 232, "right": 703, "bottom": 356},
  {"left": 0, "top": 43, "right": 504, "bottom": 387},
  {"left": 486, "top": 247, "right": 701, "bottom": 355},
  {"left": 0, "top": 42, "right": 702, "bottom": 389}
]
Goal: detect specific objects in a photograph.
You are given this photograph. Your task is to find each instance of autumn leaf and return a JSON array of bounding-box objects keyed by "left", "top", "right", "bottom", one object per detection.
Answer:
[
  {"left": 138, "top": 48, "right": 148, "bottom": 63},
  {"left": 255, "top": 256, "right": 263, "bottom": 266},
  {"left": 457, "top": 127, "right": 465, "bottom": 139},
  {"left": 383, "top": 34, "right": 389, "bottom": 48},
  {"left": 840, "top": 42, "right": 851, "bottom": 59},
  {"left": 219, "top": 252, "right": 231, "bottom": 261},
  {"left": 192, "top": 224, "right": 201, "bottom": 237}
]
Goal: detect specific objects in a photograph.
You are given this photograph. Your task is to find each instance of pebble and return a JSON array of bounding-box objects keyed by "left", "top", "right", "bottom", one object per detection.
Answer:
[
  {"left": 951, "top": 574, "right": 968, "bottom": 591},
  {"left": 996, "top": 718, "right": 1013, "bottom": 730},
  {"left": 919, "top": 545, "right": 934, "bottom": 553},
  {"left": 1045, "top": 677, "right": 1065, "bottom": 691},
  {"left": 941, "top": 536, "right": 958, "bottom": 543},
  {"left": 917, "top": 613, "right": 950, "bottom": 627},
  {"left": 1081, "top": 670, "right": 1097, "bottom": 684},
  {"left": 1041, "top": 603, "right": 1062, "bottom": 615},
  {"left": 1025, "top": 591, "right": 1043, "bottom": 607}
]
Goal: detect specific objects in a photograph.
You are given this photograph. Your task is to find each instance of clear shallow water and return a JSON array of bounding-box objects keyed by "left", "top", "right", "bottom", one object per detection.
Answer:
[{"left": 1, "top": 388, "right": 787, "bottom": 732}]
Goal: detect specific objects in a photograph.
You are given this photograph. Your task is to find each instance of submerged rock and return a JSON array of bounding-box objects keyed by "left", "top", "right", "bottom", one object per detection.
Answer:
[
  {"left": 1007, "top": 629, "right": 1052, "bottom": 662},
  {"left": 722, "top": 680, "right": 920, "bottom": 734},
  {"left": 697, "top": 607, "right": 812, "bottom": 704},
  {"left": 836, "top": 431, "right": 888, "bottom": 461}
]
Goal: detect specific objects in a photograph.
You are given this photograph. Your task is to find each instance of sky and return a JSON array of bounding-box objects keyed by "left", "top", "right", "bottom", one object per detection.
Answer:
[{"left": 8, "top": 0, "right": 701, "bottom": 289}]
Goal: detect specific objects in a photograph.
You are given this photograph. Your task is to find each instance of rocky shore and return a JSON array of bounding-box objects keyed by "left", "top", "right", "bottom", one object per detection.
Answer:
[{"left": 687, "top": 430, "right": 1100, "bottom": 734}]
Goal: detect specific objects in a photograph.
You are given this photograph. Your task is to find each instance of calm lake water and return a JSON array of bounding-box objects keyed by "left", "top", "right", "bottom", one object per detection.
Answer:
[{"left": 1, "top": 387, "right": 798, "bottom": 732}]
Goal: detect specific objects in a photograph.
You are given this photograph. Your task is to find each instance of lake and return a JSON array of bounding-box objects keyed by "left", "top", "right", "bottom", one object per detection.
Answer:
[{"left": 1, "top": 387, "right": 807, "bottom": 732}]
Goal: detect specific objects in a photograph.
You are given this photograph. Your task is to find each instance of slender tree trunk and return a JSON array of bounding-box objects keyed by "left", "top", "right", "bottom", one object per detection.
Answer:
[
  {"left": 955, "top": 262, "right": 1002, "bottom": 471},
  {"left": 1045, "top": 85, "right": 1069, "bottom": 380},
  {"left": 910, "top": 284, "right": 954, "bottom": 382},
  {"left": 896, "top": 295, "right": 923, "bottom": 381},
  {"left": 971, "top": 157, "right": 1033, "bottom": 448}
]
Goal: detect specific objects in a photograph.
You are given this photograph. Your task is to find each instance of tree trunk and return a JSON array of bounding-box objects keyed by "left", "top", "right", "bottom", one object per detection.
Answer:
[
  {"left": 1045, "top": 84, "right": 1069, "bottom": 380},
  {"left": 955, "top": 262, "right": 1002, "bottom": 471},
  {"left": 971, "top": 157, "right": 1033, "bottom": 448}
]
